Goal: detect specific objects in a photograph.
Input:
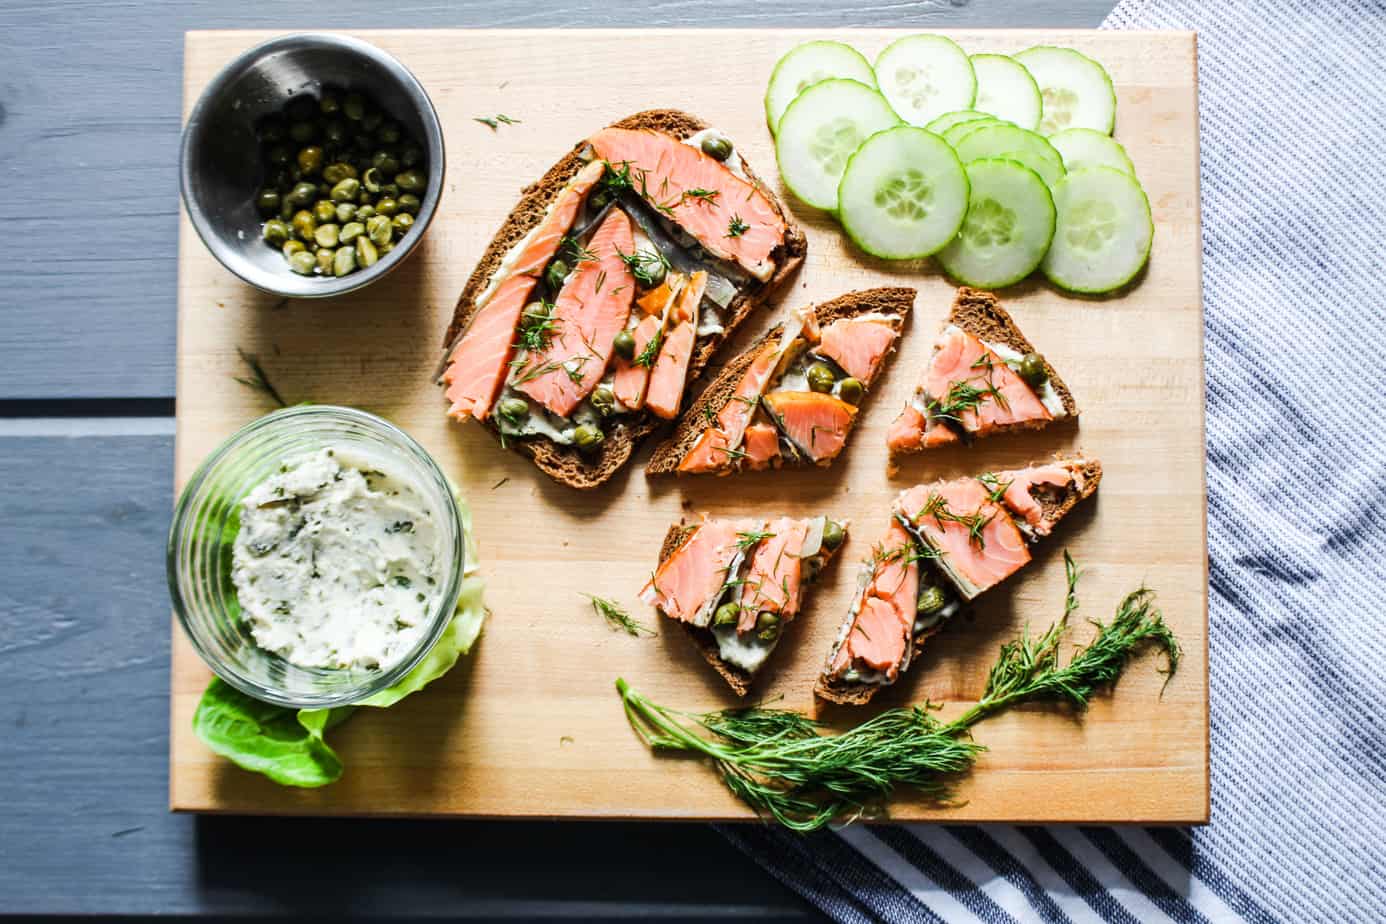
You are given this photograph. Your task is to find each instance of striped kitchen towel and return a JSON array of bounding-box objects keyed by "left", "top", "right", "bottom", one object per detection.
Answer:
[{"left": 719, "top": 1, "right": 1386, "bottom": 921}]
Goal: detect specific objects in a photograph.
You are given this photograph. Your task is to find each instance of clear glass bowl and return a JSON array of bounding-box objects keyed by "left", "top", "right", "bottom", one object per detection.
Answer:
[{"left": 168, "top": 405, "right": 464, "bottom": 709}]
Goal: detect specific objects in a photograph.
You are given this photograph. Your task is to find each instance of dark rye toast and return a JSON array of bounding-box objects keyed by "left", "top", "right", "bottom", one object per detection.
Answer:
[
  {"left": 646, "top": 287, "right": 915, "bottom": 475},
  {"left": 440, "top": 109, "right": 807, "bottom": 490},
  {"left": 814, "top": 454, "right": 1102, "bottom": 706}
]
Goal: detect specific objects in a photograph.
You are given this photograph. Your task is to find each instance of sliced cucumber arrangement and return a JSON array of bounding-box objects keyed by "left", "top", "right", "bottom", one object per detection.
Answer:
[
  {"left": 938, "top": 159, "right": 1055, "bottom": 288},
  {"left": 1042, "top": 167, "right": 1153, "bottom": 293},
  {"left": 838, "top": 126, "right": 969, "bottom": 259},
  {"left": 874, "top": 35, "right": 976, "bottom": 127},
  {"left": 776, "top": 79, "right": 900, "bottom": 210},
  {"left": 970, "top": 54, "right": 1042, "bottom": 131},
  {"left": 1014, "top": 45, "right": 1117, "bottom": 136},
  {"left": 764, "top": 35, "right": 1152, "bottom": 292},
  {"left": 765, "top": 41, "right": 877, "bottom": 135},
  {"left": 1048, "top": 127, "right": 1135, "bottom": 175}
]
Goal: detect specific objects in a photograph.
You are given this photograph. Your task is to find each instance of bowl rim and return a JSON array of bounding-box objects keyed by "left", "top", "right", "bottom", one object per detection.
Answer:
[
  {"left": 179, "top": 32, "right": 445, "bottom": 299},
  {"left": 166, "top": 404, "right": 466, "bottom": 709}
]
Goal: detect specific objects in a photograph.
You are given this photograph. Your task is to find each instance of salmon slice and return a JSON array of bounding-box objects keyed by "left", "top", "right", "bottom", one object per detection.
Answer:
[
  {"left": 992, "top": 463, "right": 1080, "bottom": 536},
  {"left": 644, "top": 271, "right": 706, "bottom": 420},
  {"left": 639, "top": 517, "right": 755, "bottom": 626},
  {"left": 736, "top": 517, "right": 811, "bottom": 630},
  {"left": 514, "top": 208, "right": 635, "bottom": 418},
  {"left": 442, "top": 161, "right": 606, "bottom": 421},
  {"left": 815, "top": 316, "right": 900, "bottom": 385},
  {"left": 741, "top": 423, "right": 781, "bottom": 470},
  {"left": 895, "top": 479, "right": 1030, "bottom": 600},
  {"left": 925, "top": 327, "right": 1051, "bottom": 435},
  {"left": 611, "top": 314, "right": 664, "bottom": 410},
  {"left": 828, "top": 521, "right": 918, "bottom": 679},
  {"left": 589, "top": 128, "right": 787, "bottom": 282},
  {"left": 762, "top": 391, "right": 858, "bottom": 463}
]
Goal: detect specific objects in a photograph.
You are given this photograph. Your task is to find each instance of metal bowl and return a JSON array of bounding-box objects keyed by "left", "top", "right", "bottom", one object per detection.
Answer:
[{"left": 179, "top": 33, "right": 445, "bottom": 298}]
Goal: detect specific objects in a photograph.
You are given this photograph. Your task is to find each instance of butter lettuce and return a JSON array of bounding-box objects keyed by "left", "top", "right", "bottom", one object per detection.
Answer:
[{"left": 192, "top": 495, "right": 486, "bottom": 788}]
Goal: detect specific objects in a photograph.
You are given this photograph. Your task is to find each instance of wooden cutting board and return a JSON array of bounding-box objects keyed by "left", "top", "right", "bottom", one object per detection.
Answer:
[{"left": 172, "top": 28, "right": 1207, "bottom": 822}]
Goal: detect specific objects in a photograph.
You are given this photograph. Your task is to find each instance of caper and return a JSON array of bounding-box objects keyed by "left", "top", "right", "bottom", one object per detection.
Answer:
[
  {"left": 258, "top": 117, "right": 286, "bottom": 143},
  {"left": 334, "top": 202, "right": 357, "bottom": 223},
  {"left": 255, "top": 189, "right": 281, "bottom": 215},
  {"left": 355, "top": 235, "right": 379, "bottom": 268},
  {"left": 498, "top": 397, "right": 530, "bottom": 421},
  {"left": 1017, "top": 352, "right": 1048, "bottom": 388},
  {"left": 356, "top": 204, "right": 376, "bottom": 220},
  {"left": 287, "top": 181, "right": 318, "bottom": 207},
  {"left": 282, "top": 239, "right": 306, "bottom": 258},
  {"left": 261, "top": 219, "right": 290, "bottom": 246},
  {"left": 366, "top": 215, "right": 393, "bottom": 247},
  {"left": 361, "top": 109, "right": 383, "bottom": 133},
  {"left": 397, "top": 193, "right": 421, "bottom": 215},
  {"left": 296, "top": 145, "right": 323, "bottom": 175},
  {"left": 319, "top": 91, "right": 341, "bottom": 115},
  {"left": 612, "top": 329, "right": 636, "bottom": 361},
  {"left": 333, "top": 246, "right": 357, "bottom": 277},
  {"left": 400, "top": 144, "right": 423, "bottom": 168},
  {"left": 713, "top": 602, "right": 740, "bottom": 627},
  {"left": 917, "top": 586, "right": 947, "bottom": 616},
  {"left": 640, "top": 257, "right": 667, "bottom": 289},
  {"left": 590, "top": 187, "right": 614, "bottom": 211},
  {"left": 573, "top": 423, "right": 604, "bottom": 453},
  {"left": 338, "top": 221, "right": 365, "bottom": 245},
  {"left": 545, "top": 258, "right": 570, "bottom": 291},
  {"left": 375, "top": 197, "right": 399, "bottom": 217},
  {"left": 837, "top": 377, "right": 865, "bottom": 406},
  {"left": 314, "top": 223, "right": 339, "bottom": 248},
  {"left": 288, "top": 121, "right": 316, "bottom": 144},
  {"left": 379, "top": 240, "right": 394, "bottom": 255},
  {"left": 330, "top": 178, "right": 361, "bottom": 202},
  {"left": 279, "top": 198, "right": 295, "bottom": 221},
  {"left": 590, "top": 385, "right": 617, "bottom": 417},
  {"left": 391, "top": 212, "right": 414, "bottom": 236},
  {"left": 362, "top": 166, "right": 383, "bottom": 193},
  {"left": 342, "top": 92, "right": 365, "bottom": 121},
  {"left": 379, "top": 182, "right": 401, "bottom": 200},
  {"left": 700, "top": 134, "right": 734, "bottom": 161},
  {"left": 288, "top": 250, "right": 317, "bottom": 275},
  {"left": 357, "top": 189, "right": 372, "bottom": 206},
  {"left": 321, "top": 162, "right": 357, "bottom": 185},
  {"left": 756, "top": 611, "right": 780, "bottom": 632},
  {"left": 377, "top": 120, "right": 401, "bottom": 144},
  {"left": 371, "top": 150, "right": 400, "bottom": 176},
  {"left": 290, "top": 210, "right": 316, "bottom": 240},
  {"left": 312, "top": 199, "right": 337, "bottom": 223},
  {"left": 522, "top": 301, "right": 550, "bottom": 324},
  {"left": 806, "top": 362, "right": 836, "bottom": 394},
  {"left": 315, "top": 248, "right": 335, "bottom": 274},
  {"left": 821, "top": 519, "right": 845, "bottom": 551},
  {"left": 395, "top": 168, "right": 426, "bottom": 193}
]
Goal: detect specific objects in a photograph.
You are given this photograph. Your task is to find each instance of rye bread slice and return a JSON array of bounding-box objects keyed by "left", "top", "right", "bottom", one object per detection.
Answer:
[
  {"left": 646, "top": 287, "right": 916, "bottom": 475},
  {"left": 814, "top": 454, "right": 1102, "bottom": 706},
  {"left": 441, "top": 110, "right": 807, "bottom": 490},
  {"left": 656, "top": 520, "right": 842, "bottom": 697},
  {"left": 891, "top": 287, "right": 1077, "bottom": 456}
]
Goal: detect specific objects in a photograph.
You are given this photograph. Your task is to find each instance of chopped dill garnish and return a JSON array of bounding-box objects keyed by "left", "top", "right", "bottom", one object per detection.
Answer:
[
  {"left": 601, "top": 160, "right": 634, "bottom": 195},
  {"left": 682, "top": 187, "right": 721, "bottom": 206},
  {"left": 475, "top": 114, "right": 521, "bottom": 130},
  {"left": 634, "top": 327, "right": 663, "bottom": 368},
  {"left": 977, "top": 472, "right": 1013, "bottom": 505},
  {"left": 594, "top": 269, "right": 607, "bottom": 293},
  {"left": 563, "top": 357, "right": 589, "bottom": 384},
  {"left": 512, "top": 299, "right": 559, "bottom": 354},
  {"left": 583, "top": 594, "right": 654, "bottom": 637},
  {"left": 234, "top": 347, "right": 288, "bottom": 408},
  {"left": 512, "top": 358, "right": 566, "bottom": 386},
  {"left": 561, "top": 235, "right": 599, "bottom": 263},
  {"left": 491, "top": 477, "right": 510, "bottom": 490},
  {"left": 615, "top": 246, "right": 672, "bottom": 288},
  {"left": 736, "top": 529, "right": 776, "bottom": 551},
  {"left": 726, "top": 214, "right": 750, "bottom": 238}
]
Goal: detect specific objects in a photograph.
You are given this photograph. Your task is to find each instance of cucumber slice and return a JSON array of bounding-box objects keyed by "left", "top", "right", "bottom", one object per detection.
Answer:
[
  {"left": 765, "top": 41, "right": 877, "bottom": 135},
  {"left": 1042, "top": 166, "right": 1153, "bottom": 293},
  {"left": 951, "top": 123, "right": 1066, "bottom": 187},
  {"left": 776, "top": 79, "right": 901, "bottom": 211},
  {"left": 937, "top": 158, "right": 1056, "bottom": 289},
  {"left": 970, "top": 54, "right": 1042, "bottom": 131},
  {"left": 942, "top": 117, "right": 1000, "bottom": 147},
  {"left": 873, "top": 35, "right": 976, "bottom": 127},
  {"left": 837, "top": 126, "right": 970, "bottom": 259},
  {"left": 926, "top": 109, "right": 993, "bottom": 135},
  {"left": 1014, "top": 46, "right": 1117, "bottom": 136},
  {"left": 1048, "top": 127, "right": 1135, "bottom": 175}
]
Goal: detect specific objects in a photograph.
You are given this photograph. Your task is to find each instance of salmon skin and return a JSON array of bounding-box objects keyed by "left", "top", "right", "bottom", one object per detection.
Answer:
[
  {"left": 818, "top": 458, "right": 1099, "bottom": 699},
  {"left": 589, "top": 128, "right": 787, "bottom": 282}
]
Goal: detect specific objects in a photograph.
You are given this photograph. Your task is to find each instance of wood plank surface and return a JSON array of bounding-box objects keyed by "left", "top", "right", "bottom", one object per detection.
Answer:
[{"left": 172, "top": 28, "right": 1207, "bottom": 822}]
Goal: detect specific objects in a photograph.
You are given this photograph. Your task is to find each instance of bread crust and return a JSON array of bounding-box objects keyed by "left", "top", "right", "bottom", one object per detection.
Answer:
[
  {"left": 441, "top": 110, "right": 806, "bottom": 489},
  {"left": 646, "top": 287, "right": 916, "bottom": 475}
]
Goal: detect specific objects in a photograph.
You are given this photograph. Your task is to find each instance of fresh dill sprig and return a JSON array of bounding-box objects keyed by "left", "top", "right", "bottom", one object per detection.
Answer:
[
  {"left": 682, "top": 187, "right": 721, "bottom": 206},
  {"left": 615, "top": 246, "right": 672, "bottom": 289},
  {"left": 634, "top": 327, "right": 663, "bottom": 368},
  {"left": 616, "top": 553, "right": 1179, "bottom": 832},
  {"left": 475, "top": 114, "right": 521, "bottom": 130},
  {"left": 583, "top": 594, "right": 654, "bottom": 637},
  {"left": 234, "top": 347, "right": 287, "bottom": 408},
  {"left": 513, "top": 299, "right": 559, "bottom": 354},
  {"left": 735, "top": 529, "right": 776, "bottom": 551},
  {"left": 977, "top": 472, "right": 1013, "bottom": 505},
  {"left": 726, "top": 214, "right": 749, "bottom": 238}
]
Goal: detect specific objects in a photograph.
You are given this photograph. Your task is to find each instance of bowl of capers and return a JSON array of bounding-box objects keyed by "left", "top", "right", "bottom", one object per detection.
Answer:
[{"left": 180, "top": 33, "right": 444, "bottom": 297}]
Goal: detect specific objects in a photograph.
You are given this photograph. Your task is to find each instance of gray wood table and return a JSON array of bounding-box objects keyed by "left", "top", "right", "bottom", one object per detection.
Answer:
[{"left": 0, "top": 1, "right": 1113, "bottom": 917}]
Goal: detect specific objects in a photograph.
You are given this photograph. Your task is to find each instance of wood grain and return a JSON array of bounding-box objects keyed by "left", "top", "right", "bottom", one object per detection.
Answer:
[{"left": 172, "top": 28, "right": 1207, "bottom": 822}]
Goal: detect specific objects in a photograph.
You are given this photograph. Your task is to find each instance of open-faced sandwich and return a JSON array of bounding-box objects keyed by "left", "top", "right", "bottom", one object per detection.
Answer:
[
  {"left": 438, "top": 111, "right": 806, "bottom": 488},
  {"left": 816, "top": 455, "right": 1100, "bottom": 705},
  {"left": 641, "top": 515, "right": 848, "bottom": 695},
  {"left": 887, "top": 287, "right": 1077, "bottom": 456},
  {"left": 646, "top": 288, "right": 913, "bottom": 476}
]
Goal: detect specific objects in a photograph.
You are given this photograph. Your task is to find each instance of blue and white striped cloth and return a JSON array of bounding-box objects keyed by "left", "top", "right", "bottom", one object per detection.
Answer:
[{"left": 721, "top": 1, "right": 1386, "bottom": 920}]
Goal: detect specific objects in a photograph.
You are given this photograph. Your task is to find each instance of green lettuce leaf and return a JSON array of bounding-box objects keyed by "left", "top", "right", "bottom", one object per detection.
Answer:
[{"left": 192, "top": 494, "right": 486, "bottom": 787}]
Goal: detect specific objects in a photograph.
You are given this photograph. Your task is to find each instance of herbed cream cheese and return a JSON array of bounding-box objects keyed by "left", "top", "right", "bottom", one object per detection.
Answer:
[{"left": 231, "top": 448, "right": 444, "bottom": 671}]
